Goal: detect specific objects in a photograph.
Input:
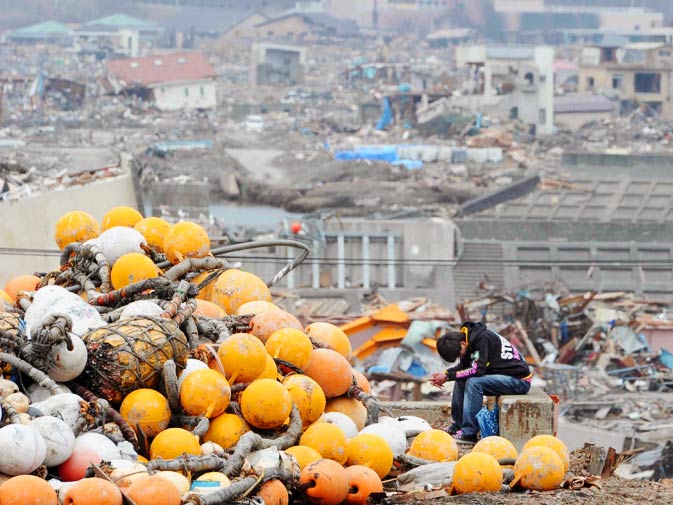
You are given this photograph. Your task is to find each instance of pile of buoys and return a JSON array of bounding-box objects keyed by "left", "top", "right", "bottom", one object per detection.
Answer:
[{"left": 0, "top": 206, "right": 570, "bottom": 504}]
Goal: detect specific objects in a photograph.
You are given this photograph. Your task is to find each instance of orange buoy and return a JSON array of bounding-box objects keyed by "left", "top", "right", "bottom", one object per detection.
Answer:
[
  {"left": 304, "top": 349, "right": 353, "bottom": 398},
  {"left": 305, "top": 322, "right": 352, "bottom": 359},
  {"left": 149, "top": 428, "right": 201, "bottom": 460},
  {"left": 240, "top": 379, "right": 292, "bottom": 430},
  {"left": 217, "top": 333, "right": 267, "bottom": 383},
  {"left": 125, "top": 475, "right": 181, "bottom": 505},
  {"left": 299, "top": 422, "right": 348, "bottom": 464},
  {"left": 346, "top": 433, "right": 393, "bottom": 479},
  {"left": 119, "top": 389, "right": 171, "bottom": 438},
  {"left": 344, "top": 465, "right": 383, "bottom": 505},
  {"left": 266, "top": 328, "right": 313, "bottom": 370},
  {"left": 299, "top": 459, "right": 349, "bottom": 505},
  {"left": 194, "top": 299, "right": 227, "bottom": 318},
  {"left": 63, "top": 477, "right": 123, "bottom": 505},
  {"left": 0, "top": 475, "right": 58, "bottom": 505},
  {"left": 256, "top": 479, "right": 289, "bottom": 505},
  {"left": 249, "top": 309, "right": 303, "bottom": 343},
  {"left": 3, "top": 274, "right": 40, "bottom": 301},
  {"left": 179, "top": 369, "right": 230, "bottom": 418},
  {"left": 203, "top": 413, "right": 249, "bottom": 450}
]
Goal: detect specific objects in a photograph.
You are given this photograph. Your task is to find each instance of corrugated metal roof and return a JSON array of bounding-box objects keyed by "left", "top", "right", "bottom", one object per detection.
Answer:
[
  {"left": 106, "top": 52, "right": 215, "bottom": 87},
  {"left": 554, "top": 94, "right": 615, "bottom": 113}
]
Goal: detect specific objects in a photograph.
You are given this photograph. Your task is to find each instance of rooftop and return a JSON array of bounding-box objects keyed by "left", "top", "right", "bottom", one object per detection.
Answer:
[
  {"left": 84, "top": 13, "right": 160, "bottom": 31},
  {"left": 161, "top": 7, "right": 260, "bottom": 34},
  {"left": 255, "top": 12, "right": 359, "bottom": 36},
  {"left": 106, "top": 52, "right": 215, "bottom": 87},
  {"left": 9, "top": 20, "right": 72, "bottom": 39}
]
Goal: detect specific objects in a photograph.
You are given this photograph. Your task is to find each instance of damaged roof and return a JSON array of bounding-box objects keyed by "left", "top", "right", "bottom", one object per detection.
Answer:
[
  {"left": 255, "top": 12, "right": 359, "bottom": 37},
  {"left": 161, "top": 7, "right": 259, "bottom": 34},
  {"left": 106, "top": 52, "right": 216, "bottom": 88}
]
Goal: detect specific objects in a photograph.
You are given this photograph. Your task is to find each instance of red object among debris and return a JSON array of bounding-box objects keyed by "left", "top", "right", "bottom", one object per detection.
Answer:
[
  {"left": 291, "top": 222, "right": 302, "bottom": 234},
  {"left": 106, "top": 52, "right": 215, "bottom": 87}
]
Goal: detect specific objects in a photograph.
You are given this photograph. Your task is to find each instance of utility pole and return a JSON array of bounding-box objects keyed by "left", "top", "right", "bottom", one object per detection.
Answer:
[{"left": 373, "top": 0, "right": 379, "bottom": 29}]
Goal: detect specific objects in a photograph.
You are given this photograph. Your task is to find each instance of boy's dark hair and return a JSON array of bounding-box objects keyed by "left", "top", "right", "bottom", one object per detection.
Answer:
[{"left": 437, "top": 330, "right": 466, "bottom": 363}]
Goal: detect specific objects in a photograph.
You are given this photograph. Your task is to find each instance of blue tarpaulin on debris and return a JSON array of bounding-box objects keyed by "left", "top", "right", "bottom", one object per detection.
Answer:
[{"left": 334, "top": 145, "right": 423, "bottom": 170}]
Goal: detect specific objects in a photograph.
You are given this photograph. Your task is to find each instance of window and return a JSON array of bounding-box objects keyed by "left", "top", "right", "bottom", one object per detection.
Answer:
[
  {"left": 586, "top": 76, "right": 595, "bottom": 89},
  {"left": 635, "top": 72, "right": 661, "bottom": 93},
  {"left": 612, "top": 74, "right": 623, "bottom": 90},
  {"left": 200, "top": 86, "right": 205, "bottom": 97},
  {"left": 267, "top": 30, "right": 274, "bottom": 36},
  {"left": 524, "top": 72, "right": 535, "bottom": 85},
  {"left": 539, "top": 108, "right": 546, "bottom": 125},
  {"left": 659, "top": 50, "right": 671, "bottom": 57},
  {"left": 184, "top": 88, "right": 189, "bottom": 97}
]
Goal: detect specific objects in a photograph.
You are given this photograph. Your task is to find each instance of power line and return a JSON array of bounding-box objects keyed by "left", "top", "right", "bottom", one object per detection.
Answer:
[{"left": 3, "top": 247, "right": 673, "bottom": 268}]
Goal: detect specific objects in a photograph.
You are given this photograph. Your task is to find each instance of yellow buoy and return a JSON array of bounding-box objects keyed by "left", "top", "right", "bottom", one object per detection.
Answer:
[
  {"left": 110, "top": 252, "right": 160, "bottom": 289},
  {"left": 522, "top": 435, "right": 569, "bottom": 473},
  {"left": 134, "top": 217, "right": 170, "bottom": 253},
  {"left": 240, "top": 379, "right": 292, "bottom": 430},
  {"left": 453, "top": 452, "right": 503, "bottom": 494},
  {"left": 217, "top": 333, "right": 267, "bottom": 384},
  {"left": 203, "top": 413, "right": 249, "bottom": 450},
  {"left": 266, "top": 328, "right": 313, "bottom": 370},
  {"left": 54, "top": 210, "right": 100, "bottom": 250},
  {"left": 346, "top": 433, "right": 394, "bottom": 479},
  {"left": 163, "top": 221, "right": 210, "bottom": 265},
  {"left": 284, "top": 445, "right": 322, "bottom": 470},
  {"left": 472, "top": 436, "right": 518, "bottom": 461},
  {"left": 180, "top": 369, "right": 231, "bottom": 418},
  {"left": 407, "top": 429, "right": 458, "bottom": 462},
  {"left": 102, "top": 206, "right": 143, "bottom": 230},
  {"left": 211, "top": 269, "right": 271, "bottom": 315},
  {"left": 283, "top": 374, "right": 326, "bottom": 427},
  {"left": 236, "top": 300, "right": 281, "bottom": 316},
  {"left": 150, "top": 428, "right": 201, "bottom": 460},
  {"left": 299, "top": 422, "right": 348, "bottom": 464},
  {"left": 119, "top": 389, "right": 171, "bottom": 437},
  {"left": 513, "top": 446, "right": 565, "bottom": 491}
]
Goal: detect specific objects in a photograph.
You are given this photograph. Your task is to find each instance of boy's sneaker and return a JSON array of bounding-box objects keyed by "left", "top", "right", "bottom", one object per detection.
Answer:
[
  {"left": 453, "top": 430, "right": 478, "bottom": 445},
  {"left": 445, "top": 424, "right": 460, "bottom": 436}
]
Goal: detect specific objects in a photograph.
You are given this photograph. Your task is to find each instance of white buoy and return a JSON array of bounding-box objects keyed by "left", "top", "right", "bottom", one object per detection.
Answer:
[
  {"left": 120, "top": 300, "right": 164, "bottom": 319},
  {"left": 47, "top": 335, "right": 88, "bottom": 382},
  {"left": 360, "top": 422, "right": 407, "bottom": 457},
  {"left": 323, "top": 411, "right": 358, "bottom": 439},
  {"left": 29, "top": 416, "right": 75, "bottom": 466},
  {"left": 97, "top": 226, "right": 147, "bottom": 265},
  {"left": 73, "top": 432, "right": 121, "bottom": 462},
  {"left": 0, "top": 424, "right": 47, "bottom": 475}
]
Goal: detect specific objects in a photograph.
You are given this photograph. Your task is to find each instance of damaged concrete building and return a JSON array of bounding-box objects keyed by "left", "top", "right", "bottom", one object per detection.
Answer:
[
  {"left": 453, "top": 45, "right": 554, "bottom": 136},
  {"left": 578, "top": 41, "right": 673, "bottom": 117},
  {"left": 105, "top": 52, "right": 217, "bottom": 111},
  {"left": 250, "top": 43, "right": 306, "bottom": 86}
]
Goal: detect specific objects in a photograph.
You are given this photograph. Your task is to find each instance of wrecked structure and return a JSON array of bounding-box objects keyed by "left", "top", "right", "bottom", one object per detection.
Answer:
[
  {"left": 250, "top": 42, "right": 306, "bottom": 86},
  {"left": 453, "top": 45, "right": 554, "bottom": 136},
  {"left": 104, "top": 52, "right": 216, "bottom": 111},
  {"left": 579, "top": 41, "right": 673, "bottom": 117}
]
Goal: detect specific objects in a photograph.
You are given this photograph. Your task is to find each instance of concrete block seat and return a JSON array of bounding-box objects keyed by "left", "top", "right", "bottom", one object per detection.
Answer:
[{"left": 495, "top": 386, "right": 554, "bottom": 452}]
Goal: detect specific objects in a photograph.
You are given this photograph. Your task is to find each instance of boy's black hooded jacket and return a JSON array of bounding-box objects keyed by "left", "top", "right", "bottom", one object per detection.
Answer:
[{"left": 445, "top": 322, "right": 531, "bottom": 381}]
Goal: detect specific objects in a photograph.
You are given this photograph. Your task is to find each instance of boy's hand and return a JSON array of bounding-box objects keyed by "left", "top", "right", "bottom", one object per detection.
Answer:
[{"left": 429, "top": 371, "right": 447, "bottom": 388}]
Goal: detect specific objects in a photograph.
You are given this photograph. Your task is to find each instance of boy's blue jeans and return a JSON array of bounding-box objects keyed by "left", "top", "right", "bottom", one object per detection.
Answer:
[{"left": 451, "top": 375, "right": 531, "bottom": 436}]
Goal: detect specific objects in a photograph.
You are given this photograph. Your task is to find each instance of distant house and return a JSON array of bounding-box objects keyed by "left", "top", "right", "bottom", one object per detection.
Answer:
[
  {"left": 214, "top": 11, "right": 269, "bottom": 50},
  {"left": 7, "top": 20, "right": 73, "bottom": 45},
  {"left": 253, "top": 12, "right": 359, "bottom": 39},
  {"left": 554, "top": 94, "right": 616, "bottom": 129},
  {"left": 105, "top": 52, "right": 216, "bottom": 111},
  {"left": 426, "top": 28, "right": 475, "bottom": 48}
]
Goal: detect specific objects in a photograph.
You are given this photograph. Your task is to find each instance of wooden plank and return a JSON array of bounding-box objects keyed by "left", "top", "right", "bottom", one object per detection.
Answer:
[{"left": 515, "top": 320, "right": 541, "bottom": 365}]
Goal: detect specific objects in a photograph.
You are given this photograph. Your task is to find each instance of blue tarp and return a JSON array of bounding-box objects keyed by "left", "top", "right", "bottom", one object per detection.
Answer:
[
  {"left": 376, "top": 97, "right": 393, "bottom": 131},
  {"left": 334, "top": 145, "right": 423, "bottom": 170}
]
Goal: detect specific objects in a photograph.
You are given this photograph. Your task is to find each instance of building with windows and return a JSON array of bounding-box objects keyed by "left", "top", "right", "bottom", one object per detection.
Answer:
[
  {"left": 578, "top": 42, "right": 673, "bottom": 117},
  {"left": 105, "top": 52, "right": 216, "bottom": 111}
]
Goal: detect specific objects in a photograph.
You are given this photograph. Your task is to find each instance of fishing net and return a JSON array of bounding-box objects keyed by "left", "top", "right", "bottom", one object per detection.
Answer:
[{"left": 81, "top": 316, "right": 188, "bottom": 404}]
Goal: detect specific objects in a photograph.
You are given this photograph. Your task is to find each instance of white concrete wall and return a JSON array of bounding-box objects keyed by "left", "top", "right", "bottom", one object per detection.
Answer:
[
  {"left": 0, "top": 170, "right": 138, "bottom": 286},
  {"left": 599, "top": 11, "right": 663, "bottom": 31},
  {"left": 534, "top": 45, "right": 555, "bottom": 135},
  {"left": 153, "top": 80, "right": 216, "bottom": 111}
]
